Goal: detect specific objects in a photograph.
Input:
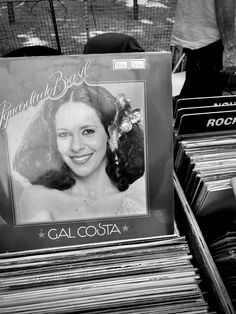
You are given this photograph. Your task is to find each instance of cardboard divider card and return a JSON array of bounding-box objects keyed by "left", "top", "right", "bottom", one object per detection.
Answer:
[
  {"left": 174, "top": 105, "right": 236, "bottom": 131},
  {"left": 177, "top": 110, "right": 236, "bottom": 136},
  {"left": 174, "top": 94, "right": 236, "bottom": 118}
]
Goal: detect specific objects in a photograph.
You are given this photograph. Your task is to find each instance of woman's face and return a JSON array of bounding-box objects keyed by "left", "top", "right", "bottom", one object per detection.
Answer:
[{"left": 55, "top": 101, "right": 108, "bottom": 179}]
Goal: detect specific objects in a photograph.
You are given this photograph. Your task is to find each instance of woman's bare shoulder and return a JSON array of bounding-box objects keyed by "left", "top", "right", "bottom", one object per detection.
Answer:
[
  {"left": 21, "top": 184, "right": 62, "bottom": 203},
  {"left": 127, "top": 176, "right": 146, "bottom": 195},
  {"left": 21, "top": 184, "right": 49, "bottom": 196},
  {"left": 17, "top": 185, "right": 55, "bottom": 225},
  {"left": 115, "top": 176, "right": 147, "bottom": 216}
]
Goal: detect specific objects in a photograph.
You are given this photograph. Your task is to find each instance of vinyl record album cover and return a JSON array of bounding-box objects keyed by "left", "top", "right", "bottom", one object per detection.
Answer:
[{"left": 0, "top": 52, "right": 174, "bottom": 252}]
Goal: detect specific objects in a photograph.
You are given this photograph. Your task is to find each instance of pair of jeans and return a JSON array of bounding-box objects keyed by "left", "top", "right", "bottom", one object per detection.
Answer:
[{"left": 179, "top": 40, "right": 225, "bottom": 98}]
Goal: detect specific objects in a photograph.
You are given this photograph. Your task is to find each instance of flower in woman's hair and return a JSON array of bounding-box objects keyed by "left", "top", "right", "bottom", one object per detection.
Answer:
[
  {"left": 115, "top": 94, "right": 128, "bottom": 108},
  {"left": 119, "top": 109, "right": 142, "bottom": 134},
  {"left": 108, "top": 124, "right": 119, "bottom": 152},
  {"left": 119, "top": 118, "right": 132, "bottom": 133},
  {"left": 108, "top": 96, "right": 143, "bottom": 152},
  {"left": 128, "top": 109, "right": 142, "bottom": 124}
]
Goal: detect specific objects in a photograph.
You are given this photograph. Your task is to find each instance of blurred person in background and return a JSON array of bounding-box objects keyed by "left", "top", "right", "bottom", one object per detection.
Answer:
[{"left": 172, "top": 0, "right": 236, "bottom": 99}]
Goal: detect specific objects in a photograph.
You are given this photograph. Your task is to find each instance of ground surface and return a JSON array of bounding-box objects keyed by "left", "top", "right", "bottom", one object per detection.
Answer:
[{"left": 0, "top": 0, "right": 177, "bottom": 56}]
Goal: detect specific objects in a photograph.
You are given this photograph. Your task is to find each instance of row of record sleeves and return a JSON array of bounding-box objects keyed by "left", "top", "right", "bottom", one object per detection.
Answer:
[
  {"left": 173, "top": 94, "right": 236, "bottom": 311},
  {"left": 173, "top": 94, "right": 236, "bottom": 217},
  {"left": 209, "top": 220, "right": 236, "bottom": 309},
  {"left": 0, "top": 235, "right": 214, "bottom": 314},
  {"left": 174, "top": 171, "right": 235, "bottom": 313}
]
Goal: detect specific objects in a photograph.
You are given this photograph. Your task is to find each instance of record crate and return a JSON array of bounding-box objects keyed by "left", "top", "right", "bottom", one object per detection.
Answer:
[{"left": 173, "top": 94, "right": 236, "bottom": 313}]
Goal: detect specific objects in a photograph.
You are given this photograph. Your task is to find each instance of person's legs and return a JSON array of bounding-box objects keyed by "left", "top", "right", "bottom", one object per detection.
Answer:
[{"left": 179, "top": 40, "right": 224, "bottom": 98}]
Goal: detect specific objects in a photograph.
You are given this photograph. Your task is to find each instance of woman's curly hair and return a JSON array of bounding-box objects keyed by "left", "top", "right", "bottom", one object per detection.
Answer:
[{"left": 13, "top": 83, "right": 144, "bottom": 191}]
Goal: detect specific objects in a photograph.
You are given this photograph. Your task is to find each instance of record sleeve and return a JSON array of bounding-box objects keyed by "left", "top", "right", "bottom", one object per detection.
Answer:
[{"left": 0, "top": 52, "right": 174, "bottom": 252}]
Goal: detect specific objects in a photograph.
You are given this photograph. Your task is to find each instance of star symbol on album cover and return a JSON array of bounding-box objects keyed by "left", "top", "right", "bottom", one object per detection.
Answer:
[
  {"left": 38, "top": 228, "right": 45, "bottom": 238},
  {"left": 122, "top": 225, "right": 129, "bottom": 232}
]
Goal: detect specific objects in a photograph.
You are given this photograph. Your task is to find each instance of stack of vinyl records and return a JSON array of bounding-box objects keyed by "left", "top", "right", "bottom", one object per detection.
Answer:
[
  {"left": 174, "top": 171, "right": 236, "bottom": 313},
  {"left": 173, "top": 95, "right": 236, "bottom": 312},
  {"left": 0, "top": 50, "right": 221, "bottom": 314},
  {"left": 209, "top": 220, "right": 236, "bottom": 309},
  {"left": 173, "top": 95, "right": 236, "bottom": 217},
  {"left": 0, "top": 235, "right": 214, "bottom": 314}
]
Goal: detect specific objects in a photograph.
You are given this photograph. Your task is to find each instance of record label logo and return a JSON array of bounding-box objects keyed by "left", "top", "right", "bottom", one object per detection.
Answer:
[
  {"left": 130, "top": 59, "right": 146, "bottom": 69},
  {"left": 113, "top": 59, "right": 129, "bottom": 70}
]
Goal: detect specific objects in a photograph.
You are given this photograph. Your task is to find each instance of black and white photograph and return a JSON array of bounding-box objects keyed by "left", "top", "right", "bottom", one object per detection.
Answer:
[{"left": 0, "top": 52, "right": 174, "bottom": 252}]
